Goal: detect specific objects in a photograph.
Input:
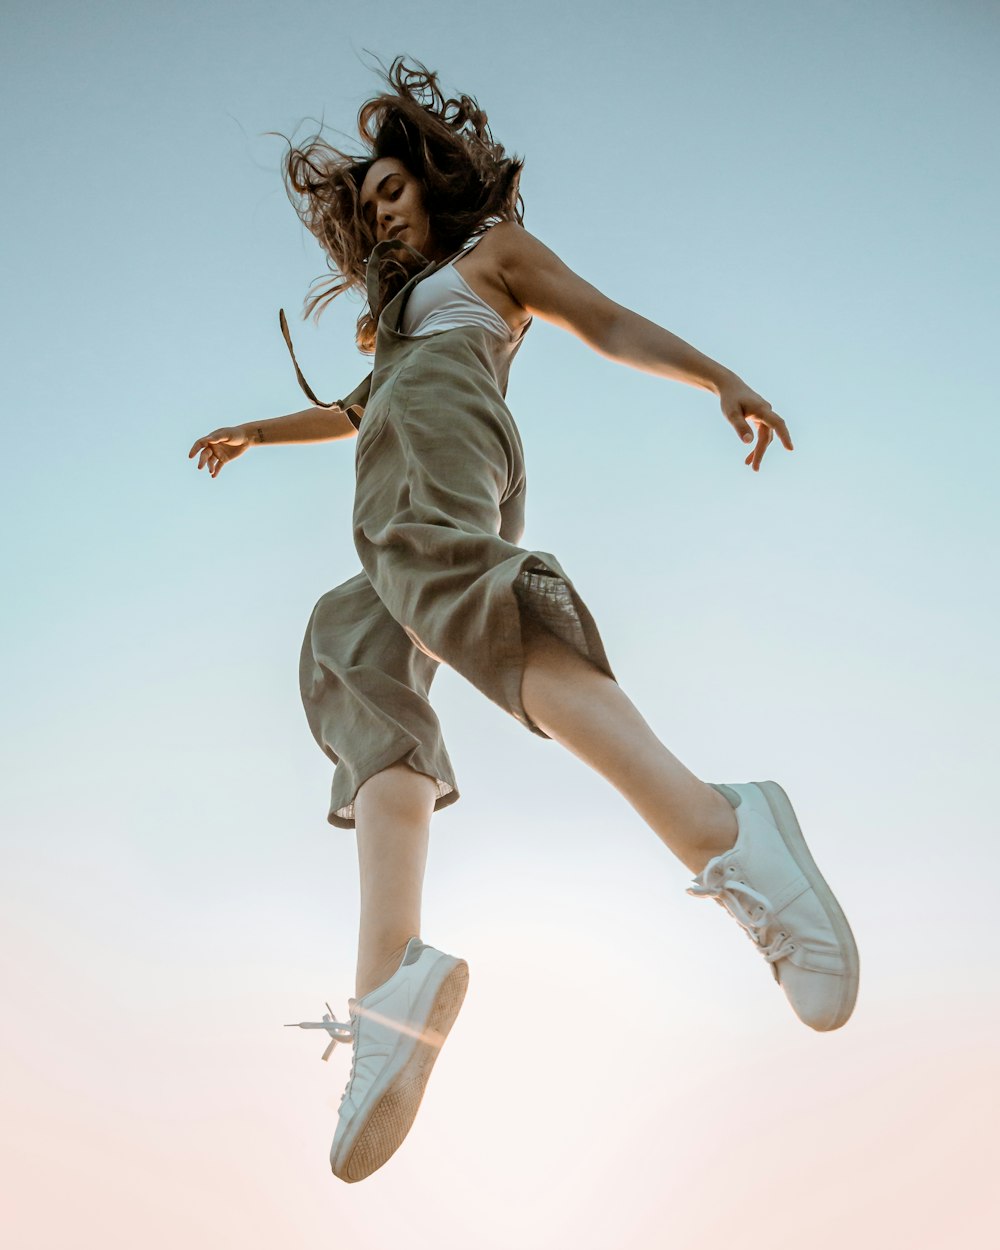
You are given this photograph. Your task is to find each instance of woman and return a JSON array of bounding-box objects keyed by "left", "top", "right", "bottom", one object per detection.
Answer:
[{"left": 189, "top": 58, "right": 858, "bottom": 1184}]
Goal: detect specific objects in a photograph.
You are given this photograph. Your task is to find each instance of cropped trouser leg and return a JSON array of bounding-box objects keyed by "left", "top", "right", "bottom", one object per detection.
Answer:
[{"left": 299, "top": 571, "right": 459, "bottom": 828}]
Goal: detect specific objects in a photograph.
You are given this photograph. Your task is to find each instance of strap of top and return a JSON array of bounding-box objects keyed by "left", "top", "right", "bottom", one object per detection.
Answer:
[
  {"left": 277, "top": 238, "right": 479, "bottom": 414},
  {"left": 277, "top": 308, "right": 336, "bottom": 408}
]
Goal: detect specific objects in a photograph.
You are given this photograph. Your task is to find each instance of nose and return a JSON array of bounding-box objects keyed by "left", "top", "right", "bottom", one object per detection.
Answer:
[{"left": 377, "top": 204, "right": 395, "bottom": 236}]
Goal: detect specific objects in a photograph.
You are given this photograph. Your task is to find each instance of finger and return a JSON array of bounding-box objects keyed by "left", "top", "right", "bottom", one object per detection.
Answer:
[
  {"left": 755, "top": 427, "right": 773, "bottom": 470},
  {"left": 191, "top": 433, "right": 218, "bottom": 456},
  {"left": 764, "top": 411, "right": 794, "bottom": 451},
  {"left": 749, "top": 427, "right": 772, "bottom": 472},
  {"left": 725, "top": 404, "right": 754, "bottom": 444}
]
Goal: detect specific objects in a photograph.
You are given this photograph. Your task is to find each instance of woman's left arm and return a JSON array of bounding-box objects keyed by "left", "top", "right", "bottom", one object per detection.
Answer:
[{"left": 492, "top": 223, "right": 792, "bottom": 471}]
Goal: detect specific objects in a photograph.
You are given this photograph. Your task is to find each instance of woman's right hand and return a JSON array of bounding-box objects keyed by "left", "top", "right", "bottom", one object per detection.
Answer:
[{"left": 188, "top": 426, "right": 252, "bottom": 478}]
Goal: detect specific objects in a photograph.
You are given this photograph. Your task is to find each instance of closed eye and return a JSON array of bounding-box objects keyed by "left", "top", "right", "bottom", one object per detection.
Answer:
[{"left": 361, "top": 174, "right": 403, "bottom": 228}]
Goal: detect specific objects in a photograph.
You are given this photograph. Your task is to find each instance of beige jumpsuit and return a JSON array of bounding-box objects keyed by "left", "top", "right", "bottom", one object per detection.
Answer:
[{"left": 283, "top": 239, "right": 616, "bottom": 827}]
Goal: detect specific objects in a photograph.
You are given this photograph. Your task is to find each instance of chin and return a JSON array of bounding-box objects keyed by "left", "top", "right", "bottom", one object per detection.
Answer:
[{"left": 412, "top": 227, "right": 436, "bottom": 255}]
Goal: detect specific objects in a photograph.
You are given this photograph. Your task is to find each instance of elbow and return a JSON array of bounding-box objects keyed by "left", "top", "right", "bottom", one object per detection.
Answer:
[{"left": 587, "top": 306, "right": 630, "bottom": 361}]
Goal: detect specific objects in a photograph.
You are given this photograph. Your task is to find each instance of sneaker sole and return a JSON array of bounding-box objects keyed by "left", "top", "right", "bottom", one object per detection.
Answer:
[
  {"left": 756, "top": 780, "right": 860, "bottom": 1031},
  {"left": 333, "top": 957, "right": 469, "bottom": 1182}
]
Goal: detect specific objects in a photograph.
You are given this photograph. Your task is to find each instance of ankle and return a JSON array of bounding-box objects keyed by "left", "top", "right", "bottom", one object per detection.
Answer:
[
  {"left": 677, "top": 790, "right": 739, "bottom": 876},
  {"left": 356, "top": 936, "right": 417, "bottom": 1000}
]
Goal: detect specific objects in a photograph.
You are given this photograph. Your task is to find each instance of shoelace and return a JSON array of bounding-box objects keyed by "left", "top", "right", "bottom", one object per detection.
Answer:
[
  {"left": 687, "top": 857, "right": 797, "bottom": 977},
  {"left": 286, "top": 1003, "right": 364, "bottom": 1108},
  {"left": 285, "top": 1003, "right": 355, "bottom": 1062}
]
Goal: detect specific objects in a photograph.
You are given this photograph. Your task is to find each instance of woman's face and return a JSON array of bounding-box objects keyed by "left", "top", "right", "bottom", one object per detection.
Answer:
[{"left": 359, "top": 157, "right": 439, "bottom": 257}]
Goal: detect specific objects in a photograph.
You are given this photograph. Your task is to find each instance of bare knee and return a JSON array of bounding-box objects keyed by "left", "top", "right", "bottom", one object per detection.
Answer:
[
  {"left": 520, "top": 616, "right": 617, "bottom": 739},
  {"left": 355, "top": 762, "right": 437, "bottom": 824}
]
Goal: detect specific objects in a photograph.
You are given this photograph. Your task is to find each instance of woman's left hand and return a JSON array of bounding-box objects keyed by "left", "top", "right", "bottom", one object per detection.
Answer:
[{"left": 717, "top": 375, "right": 794, "bottom": 471}]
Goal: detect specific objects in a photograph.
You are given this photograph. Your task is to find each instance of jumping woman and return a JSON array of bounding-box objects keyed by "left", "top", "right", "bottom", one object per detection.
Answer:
[{"left": 189, "top": 58, "right": 859, "bottom": 1184}]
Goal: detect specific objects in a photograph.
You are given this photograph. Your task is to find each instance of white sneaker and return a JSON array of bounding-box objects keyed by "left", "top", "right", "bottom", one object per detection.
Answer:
[
  {"left": 287, "top": 937, "right": 469, "bottom": 1182},
  {"left": 687, "top": 781, "right": 859, "bottom": 1031}
]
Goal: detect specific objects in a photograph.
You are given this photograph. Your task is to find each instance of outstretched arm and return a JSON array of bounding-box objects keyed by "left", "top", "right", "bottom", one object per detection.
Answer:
[
  {"left": 489, "top": 223, "right": 792, "bottom": 471},
  {"left": 188, "top": 404, "right": 357, "bottom": 478}
]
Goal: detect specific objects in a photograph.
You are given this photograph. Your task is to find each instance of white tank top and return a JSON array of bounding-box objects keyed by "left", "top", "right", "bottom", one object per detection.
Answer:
[{"left": 401, "top": 251, "right": 514, "bottom": 341}]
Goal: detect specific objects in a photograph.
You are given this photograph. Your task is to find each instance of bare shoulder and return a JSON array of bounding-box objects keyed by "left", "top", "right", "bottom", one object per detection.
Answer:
[
  {"left": 468, "top": 222, "right": 623, "bottom": 343},
  {"left": 453, "top": 221, "right": 536, "bottom": 330},
  {"left": 458, "top": 222, "right": 566, "bottom": 314},
  {"left": 474, "top": 221, "right": 553, "bottom": 271}
]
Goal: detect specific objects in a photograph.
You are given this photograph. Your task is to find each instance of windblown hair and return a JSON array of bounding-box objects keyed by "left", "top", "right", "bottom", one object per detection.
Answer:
[{"left": 276, "top": 57, "right": 525, "bottom": 353}]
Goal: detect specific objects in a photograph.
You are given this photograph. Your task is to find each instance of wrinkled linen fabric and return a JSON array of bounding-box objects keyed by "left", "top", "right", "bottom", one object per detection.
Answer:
[{"left": 284, "top": 237, "right": 615, "bottom": 827}]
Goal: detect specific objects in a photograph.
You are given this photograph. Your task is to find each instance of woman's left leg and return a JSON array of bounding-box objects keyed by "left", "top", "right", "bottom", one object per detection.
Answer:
[
  {"left": 519, "top": 615, "right": 860, "bottom": 1033},
  {"left": 518, "top": 614, "right": 738, "bottom": 875}
]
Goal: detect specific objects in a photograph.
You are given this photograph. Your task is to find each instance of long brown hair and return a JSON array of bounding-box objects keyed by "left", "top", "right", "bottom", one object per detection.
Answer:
[{"left": 275, "top": 57, "right": 525, "bottom": 353}]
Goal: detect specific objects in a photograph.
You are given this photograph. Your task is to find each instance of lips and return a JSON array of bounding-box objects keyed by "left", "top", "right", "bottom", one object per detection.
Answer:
[{"left": 386, "top": 224, "right": 407, "bottom": 241}]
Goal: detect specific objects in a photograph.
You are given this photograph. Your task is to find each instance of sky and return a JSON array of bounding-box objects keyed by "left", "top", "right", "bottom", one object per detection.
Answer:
[{"left": 2, "top": 0, "right": 998, "bottom": 1245}]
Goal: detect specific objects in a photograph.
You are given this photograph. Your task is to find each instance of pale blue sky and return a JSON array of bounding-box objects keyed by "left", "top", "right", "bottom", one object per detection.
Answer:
[{"left": 3, "top": 2, "right": 998, "bottom": 1246}]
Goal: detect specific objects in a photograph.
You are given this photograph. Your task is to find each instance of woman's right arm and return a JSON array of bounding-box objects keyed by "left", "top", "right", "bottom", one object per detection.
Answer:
[{"left": 188, "top": 404, "right": 357, "bottom": 478}]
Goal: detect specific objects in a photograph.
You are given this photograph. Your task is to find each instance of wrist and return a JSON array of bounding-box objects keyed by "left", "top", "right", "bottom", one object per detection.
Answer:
[{"left": 706, "top": 366, "right": 739, "bottom": 397}]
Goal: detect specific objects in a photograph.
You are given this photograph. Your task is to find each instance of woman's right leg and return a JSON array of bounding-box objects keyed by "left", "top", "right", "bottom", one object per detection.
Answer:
[
  {"left": 353, "top": 763, "right": 437, "bottom": 999},
  {"left": 299, "top": 571, "right": 458, "bottom": 1000},
  {"left": 326, "top": 758, "right": 469, "bottom": 1185}
]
